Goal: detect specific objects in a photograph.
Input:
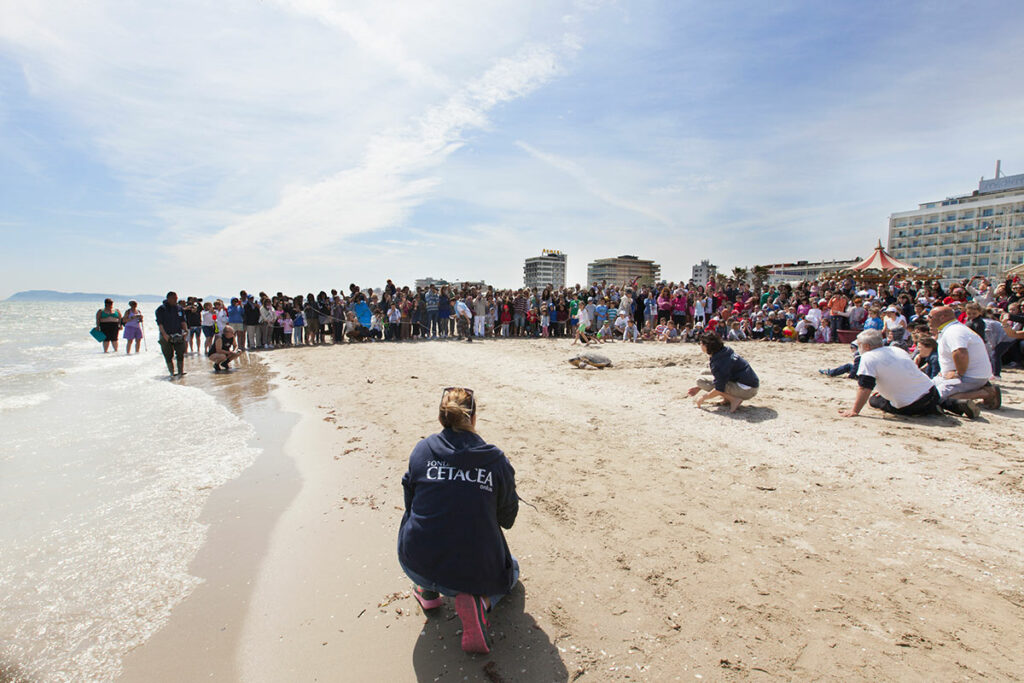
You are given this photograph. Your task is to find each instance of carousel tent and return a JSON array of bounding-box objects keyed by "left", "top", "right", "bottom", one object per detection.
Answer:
[{"left": 848, "top": 240, "right": 916, "bottom": 272}]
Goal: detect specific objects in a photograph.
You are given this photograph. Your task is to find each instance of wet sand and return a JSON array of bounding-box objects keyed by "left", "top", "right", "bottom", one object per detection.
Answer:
[
  {"left": 119, "top": 356, "right": 300, "bottom": 681},
  {"left": 125, "top": 340, "right": 1024, "bottom": 681}
]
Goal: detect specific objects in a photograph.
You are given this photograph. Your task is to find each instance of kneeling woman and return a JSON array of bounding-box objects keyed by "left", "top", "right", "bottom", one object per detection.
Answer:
[
  {"left": 398, "top": 387, "right": 519, "bottom": 654},
  {"left": 208, "top": 325, "right": 242, "bottom": 371}
]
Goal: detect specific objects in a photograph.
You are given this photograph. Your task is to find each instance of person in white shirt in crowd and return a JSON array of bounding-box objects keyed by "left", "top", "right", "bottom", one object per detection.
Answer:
[
  {"left": 966, "top": 276, "right": 994, "bottom": 309},
  {"left": 455, "top": 295, "right": 473, "bottom": 342},
  {"left": 613, "top": 310, "right": 629, "bottom": 337},
  {"left": 622, "top": 317, "right": 640, "bottom": 342},
  {"left": 883, "top": 306, "right": 908, "bottom": 346},
  {"left": 927, "top": 305, "right": 1000, "bottom": 410},
  {"left": 839, "top": 329, "right": 978, "bottom": 418}
]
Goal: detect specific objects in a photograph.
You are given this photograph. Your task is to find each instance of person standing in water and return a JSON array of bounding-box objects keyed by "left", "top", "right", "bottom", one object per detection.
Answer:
[
  {"left": 121, "top": 300, "right": 144, "bottom": 355},
  {"left": 397, "top": 387, "right": 519, "bottom": 654},
  {"left": 156, "top": 291, "right": 189, "bottom": 378},
  {"left": 95, "top": 298, "right": 122, "bottom": 353}
]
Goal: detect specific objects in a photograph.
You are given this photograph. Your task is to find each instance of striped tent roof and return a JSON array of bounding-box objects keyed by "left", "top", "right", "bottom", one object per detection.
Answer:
[{"left": 849, "top": 240, "right": 915, "bottom": 271}]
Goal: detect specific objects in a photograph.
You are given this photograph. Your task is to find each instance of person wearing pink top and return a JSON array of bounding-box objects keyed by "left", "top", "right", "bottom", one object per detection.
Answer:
[
  {"left": 671, "top": 293, "right": 688, "bottom": 328},
  {"left": 657, "top": 288, "right": 672, "bottom": 324}
]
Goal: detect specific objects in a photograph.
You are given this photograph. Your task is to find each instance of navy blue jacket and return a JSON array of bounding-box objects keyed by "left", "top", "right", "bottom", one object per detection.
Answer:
[
  {"left": 398, "top": 429, "right": 518, "bottom": 596},
  {"left": 709, "top": 346, "right": 759, "bottom": 391},
  {"left": 155, "top": 301, "right": 187, "bottom": 336}
]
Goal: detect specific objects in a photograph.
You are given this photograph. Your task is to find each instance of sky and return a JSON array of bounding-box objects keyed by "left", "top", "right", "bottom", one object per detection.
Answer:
[{"left": 2, "top": 0, "right": 1024, "bottom": 298}]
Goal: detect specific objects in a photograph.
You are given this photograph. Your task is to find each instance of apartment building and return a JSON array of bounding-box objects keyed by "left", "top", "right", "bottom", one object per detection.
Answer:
[
  {"left": 523, "top": 250, "right": 567, "bottom": 290},
  {"left": 888, "top": 169, "right": 1024, "bottom": 282},
  {"left": 586, "top": 255, "right": 661, "bottom": 286}
]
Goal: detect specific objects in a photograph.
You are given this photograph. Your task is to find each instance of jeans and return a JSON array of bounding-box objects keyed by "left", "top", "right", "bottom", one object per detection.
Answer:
[
  {"left": 829, "top": 315, "right": 846, "bottom": 341},
  {"left": 992, "top": 340, "right": 1013, "bottom": 377},
  {"left": 400, "top": 556, "right": 520, "bottom": 610}
]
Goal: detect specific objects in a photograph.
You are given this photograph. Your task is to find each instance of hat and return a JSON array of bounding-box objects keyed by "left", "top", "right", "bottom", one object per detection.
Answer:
[{"left": 884, "top": 306, "right": 898, "bottom": 313}]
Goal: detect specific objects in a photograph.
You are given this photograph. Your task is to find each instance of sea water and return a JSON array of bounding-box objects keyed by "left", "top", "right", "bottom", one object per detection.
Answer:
[{"left": 0, "top": 301, "right": 261, "bottom": 681}]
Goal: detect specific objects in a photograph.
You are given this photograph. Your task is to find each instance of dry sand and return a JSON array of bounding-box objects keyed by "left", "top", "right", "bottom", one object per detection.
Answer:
[{"left": 125, "top": 339, "right": 1024, "bottom": 681}]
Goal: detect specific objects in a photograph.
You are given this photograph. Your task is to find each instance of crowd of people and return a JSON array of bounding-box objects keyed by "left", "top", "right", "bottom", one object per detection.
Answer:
[{"left": 94, "top": 272, "right": 1024, "bottom": 378}]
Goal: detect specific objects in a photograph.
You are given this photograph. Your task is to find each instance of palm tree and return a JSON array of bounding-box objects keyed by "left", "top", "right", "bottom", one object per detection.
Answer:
[
  {"left": 751, "top": 265, "right": 769, "bottom": 297},
  {"left": 731, "top": 266, "right": 749, "bottom": 283}
]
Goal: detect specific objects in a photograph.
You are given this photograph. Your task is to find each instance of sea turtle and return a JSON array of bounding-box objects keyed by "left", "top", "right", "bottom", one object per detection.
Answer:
[{"left": 568, "top": 352, "right": 612, "bottom": 369}]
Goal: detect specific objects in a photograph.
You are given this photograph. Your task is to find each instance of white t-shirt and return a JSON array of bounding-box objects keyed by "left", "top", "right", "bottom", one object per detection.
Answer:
[
  {"left": 937, "top": 321, "right": 992, "bottom": 379},
  {"left": 857, "top": 346, "right": 934, "bottom": 408}
]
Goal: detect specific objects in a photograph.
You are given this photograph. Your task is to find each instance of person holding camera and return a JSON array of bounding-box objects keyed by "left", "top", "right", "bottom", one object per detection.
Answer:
[{"left": 156, "top": 291, "right": 189, "bottom": 378}]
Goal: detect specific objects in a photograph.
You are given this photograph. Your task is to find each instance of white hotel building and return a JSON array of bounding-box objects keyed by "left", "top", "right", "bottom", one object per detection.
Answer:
[
  {"left": 888, "top": 171, "right": 1024, "bottom": 282},
  {"left": 523, "top": 250, "right": 567, "bottom": 290}
]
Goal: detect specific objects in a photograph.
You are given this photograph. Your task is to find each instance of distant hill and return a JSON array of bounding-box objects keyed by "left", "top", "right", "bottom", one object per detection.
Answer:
[{"left": 5, "top": 290, "right": 166, "bottom": 303}]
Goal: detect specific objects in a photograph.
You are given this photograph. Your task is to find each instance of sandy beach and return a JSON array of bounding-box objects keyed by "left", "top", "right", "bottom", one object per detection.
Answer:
[{"left": 122, "top": 339, "right": 1024, "bottom": 681}]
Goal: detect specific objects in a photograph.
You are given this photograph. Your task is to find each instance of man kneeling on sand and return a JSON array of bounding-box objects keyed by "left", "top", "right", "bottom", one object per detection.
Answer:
[
  {"left": 687, "top": 332, "right": 759, "bottom": 412},
  {"left": 837, "top": 329, "right": 973, "bottom": 418}
]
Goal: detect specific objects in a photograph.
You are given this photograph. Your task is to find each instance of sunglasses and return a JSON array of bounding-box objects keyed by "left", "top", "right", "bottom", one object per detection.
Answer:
[{"left": 440, "top": 387, "right": 475, "bottom": 417}]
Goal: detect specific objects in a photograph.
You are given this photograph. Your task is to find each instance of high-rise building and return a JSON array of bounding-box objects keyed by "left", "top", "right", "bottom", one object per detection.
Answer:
[
  {"left": 691, "top": 259, "right": 718, "bottom": 284},
  {"left": 586, "top": 255, "right": 661, "bottom": 286},
  {"left": 523, "top": 250, "right": 567, "bottom": 290},
  {"left": 888, "top": 164, "right": 1024, "bottom": 282}
]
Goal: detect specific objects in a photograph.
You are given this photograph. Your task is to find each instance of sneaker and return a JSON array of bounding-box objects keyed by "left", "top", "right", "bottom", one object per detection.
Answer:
[
  {"left": 982, "top": 384, "right": 1001, "bottom": 410},
  {"left": 960, "top": 400, "right": 981, "bottom": 420},
  {"left": 818, "top": 369, "right": 827, "bottom": 375},
  {"left": 413, "top": 586, "right": 443, "bottom": 611},
  {"left": 454, "top": 593, "right": 491, "bottom": 654}
]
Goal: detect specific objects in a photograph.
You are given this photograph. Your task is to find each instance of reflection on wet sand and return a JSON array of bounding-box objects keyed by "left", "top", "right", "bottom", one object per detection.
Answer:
[{"left": 180, "top": 350, "right": 274, "bottom": 416}]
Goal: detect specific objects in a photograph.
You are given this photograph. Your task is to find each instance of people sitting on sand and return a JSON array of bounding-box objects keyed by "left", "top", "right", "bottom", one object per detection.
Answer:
[
  {"left": 659, "top": 320, "right": 681, "bottom": 343},
  {"left": 686, "top": 333, "right": 759, "bottom": 413},
  {"left": 819, "top": 342, "right": 861, "bottom": 379},
  {"left": 838, "top": 330, "right": 956, "bottom": 418},
  {"left": 397, "top": 387, "right": 519, "bottom": 655},
  {"left": 914, "top": 336, "right": 940, "bottom": 378},
  {"left": 927, "top": 305, "right": 1000, "bottom": 410},
  {"left": 595, "top": 320, "right": 614, "bottom": 342},
  {"left": 622, "top": 317, "right": 640, "bottom": 342},
  {"left": 208, "top": 325, "right": 242, "bottom": 372}
]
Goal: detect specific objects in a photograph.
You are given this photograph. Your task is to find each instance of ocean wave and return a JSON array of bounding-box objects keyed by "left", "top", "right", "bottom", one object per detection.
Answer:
[{"left": 0, "top": 392, "right": 51, "bottom": 412}]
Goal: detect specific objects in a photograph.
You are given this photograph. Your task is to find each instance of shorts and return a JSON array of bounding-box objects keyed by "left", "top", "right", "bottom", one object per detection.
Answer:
[
  {"left": 100, "top": 322, "right": 120, "bottom": 342},
  {"left": 202, "top": 325, "right": 215, "bottom": 338},
  {"left": 123, "top": 325, "right": 143, "bottom": 340},
  {"left": 188, "top": 326, "right": 201, "bottom": 338}
]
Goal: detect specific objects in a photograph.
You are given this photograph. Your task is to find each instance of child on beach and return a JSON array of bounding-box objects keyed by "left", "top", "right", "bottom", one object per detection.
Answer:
[
  {"left": 596, "top": 320, "right": 614, "bottom": 342},
  {"left": 500, "top": 304, "right": 511, "bottom": 338},
  {"left": 292, "top": 310, "right": 305, "bottom": 345},
  {"left": 280, "top": 311, "right": 293, "bottom": 346},
  {"left": 622, "top": 318, "right": 640, "bottom": 342},
  {"left": 913, "top": 337, "right": 940, "bottom": 378}
]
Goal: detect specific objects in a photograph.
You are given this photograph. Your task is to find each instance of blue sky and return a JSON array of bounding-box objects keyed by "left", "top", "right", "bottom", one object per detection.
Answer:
[{"left": 2, "top": 0, "right": 1023, "bottom": 298}]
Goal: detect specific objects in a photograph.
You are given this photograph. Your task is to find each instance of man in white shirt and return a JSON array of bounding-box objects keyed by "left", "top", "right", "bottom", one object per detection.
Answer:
[
  {"left": 455, "top": 296, "right": 473, "bottom": 342},
  {"left": 838, "top": 329, "right": 973, "bottom": 417},
  {"left": 927, "top": 306, "right": 1000, "bottom": 409}
]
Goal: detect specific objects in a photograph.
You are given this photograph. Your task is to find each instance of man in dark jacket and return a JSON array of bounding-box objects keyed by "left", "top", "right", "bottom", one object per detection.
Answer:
[{"left": 686, "top": 332, "right": 760, "bottom": 412}]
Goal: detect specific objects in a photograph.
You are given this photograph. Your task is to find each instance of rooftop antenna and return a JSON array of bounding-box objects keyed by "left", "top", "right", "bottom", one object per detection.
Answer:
[{"left": 995, "top": 159, "right": 1002, "bottom": 178}]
